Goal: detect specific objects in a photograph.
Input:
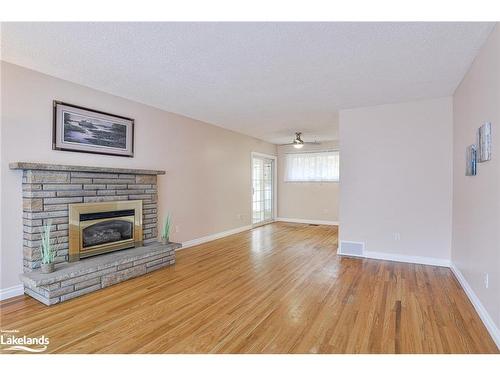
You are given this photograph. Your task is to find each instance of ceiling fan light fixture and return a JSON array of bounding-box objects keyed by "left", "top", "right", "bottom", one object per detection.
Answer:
[
  {"left": 279, "top": 131, "right": 316, "bottom": 148},
  {"left": 292, "top": 132, "right": 304, "bottom": 148}
]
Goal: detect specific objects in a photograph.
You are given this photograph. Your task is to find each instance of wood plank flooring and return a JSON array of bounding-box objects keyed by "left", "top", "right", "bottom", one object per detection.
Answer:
[{"left": 1, "top": 222, "right": 497, "bottom": 353}]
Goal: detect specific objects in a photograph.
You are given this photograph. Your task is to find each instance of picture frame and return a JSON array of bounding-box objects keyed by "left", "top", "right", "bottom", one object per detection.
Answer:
[
  {"left": 53, "top": 101, "right": 134, "bottom": 157},
  {"left": 465, "top": 144, "right": 477, "bottom": 176},
  {"left": 477, "top": 122, "right": 491, "bottom": 163}
]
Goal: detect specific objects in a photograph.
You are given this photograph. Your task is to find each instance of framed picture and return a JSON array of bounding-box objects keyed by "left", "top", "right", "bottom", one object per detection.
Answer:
[
  {"left": 465, "top": 144, "right": 477, "bottom": 176},
  {"left": 477, "top": 122, "right": 491, "bottom": 163},
  {"left": 53, "top": 101, "right": 134, "bottom": 157}
]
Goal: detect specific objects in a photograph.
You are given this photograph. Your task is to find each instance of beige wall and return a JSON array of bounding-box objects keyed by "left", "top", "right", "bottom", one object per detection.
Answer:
[
  {"left": 277, "top": 141, "right": 339, "bottom": 223},
  {"left": 452, "top": 25, "right": 499, "bottom": 329},
  {"left": 339, "top": 97, "right": 453, "bottom": 261},
  {"left": 0, "top": 62, "right": 276, "bottom": 290}
]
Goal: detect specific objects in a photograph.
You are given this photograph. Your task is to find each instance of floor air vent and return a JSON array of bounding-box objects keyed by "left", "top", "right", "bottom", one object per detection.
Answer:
[{"left": 339, "top": 241, "right": 365, "bottom": 256}]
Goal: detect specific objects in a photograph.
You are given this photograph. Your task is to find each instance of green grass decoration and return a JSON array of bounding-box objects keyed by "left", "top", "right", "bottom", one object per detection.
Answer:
[
  {"left": 40, "top": 220, "right": 55, "bottom": 264},
  {"left": 162, "top": 214, "right": 171, "bottom": 242}
]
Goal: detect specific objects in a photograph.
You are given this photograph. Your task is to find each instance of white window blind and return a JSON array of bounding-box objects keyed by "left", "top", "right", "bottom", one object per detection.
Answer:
[{"left": 284, "top": 151, "right": 339, "bottom": 182}]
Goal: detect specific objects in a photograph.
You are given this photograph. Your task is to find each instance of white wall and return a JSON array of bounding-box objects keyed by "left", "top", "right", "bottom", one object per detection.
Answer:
[
  {"left": 339, "top": 97, "right": 453, "bottom": 263},
  {"left": 452, "top": 25, "right": 499, "bottom": 332},
  {"left": 1, "top": 62, "right": 277, "bottom": 290},
  {"left": 277, "top": 141, "right": 339, "bottom": 223}
]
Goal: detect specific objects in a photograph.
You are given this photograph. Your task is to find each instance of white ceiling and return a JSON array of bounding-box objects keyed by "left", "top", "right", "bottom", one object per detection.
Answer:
[{"left": 1, "top": 22, "right": 495, "bottom": 144}]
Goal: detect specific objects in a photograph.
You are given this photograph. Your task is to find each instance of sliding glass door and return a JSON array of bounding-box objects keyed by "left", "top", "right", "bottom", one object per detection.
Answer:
[{"left": 252, "top": 155, "right": 275, "bottom": 226}]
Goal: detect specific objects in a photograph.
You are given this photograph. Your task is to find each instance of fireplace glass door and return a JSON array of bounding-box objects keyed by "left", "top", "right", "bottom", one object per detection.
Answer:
[
  {"left": 78, "top": 210, "right": 137, "bottom": 257},
  {"left": 81, "top": 217, "right": 134, "bottom": 250}
]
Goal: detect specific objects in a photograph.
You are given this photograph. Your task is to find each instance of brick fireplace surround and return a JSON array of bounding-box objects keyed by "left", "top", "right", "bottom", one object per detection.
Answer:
[{"left": 9, "top": 162, "right": 181, "bottom": 305}]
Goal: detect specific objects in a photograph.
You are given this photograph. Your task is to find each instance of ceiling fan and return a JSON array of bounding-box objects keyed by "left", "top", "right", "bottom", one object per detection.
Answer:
[{"left": 280, "top": 132, "right": 321, "bottom": 149}]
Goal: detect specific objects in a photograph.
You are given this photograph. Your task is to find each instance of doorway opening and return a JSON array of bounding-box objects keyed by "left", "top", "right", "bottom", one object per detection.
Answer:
[{"left": 251, "top": 153, "right": 276, "bottom": 226}]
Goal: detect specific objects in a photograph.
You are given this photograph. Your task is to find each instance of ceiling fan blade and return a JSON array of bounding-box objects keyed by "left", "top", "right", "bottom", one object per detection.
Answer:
[{"left": 277, "top": 141, "right": 321, "bottom": 146}]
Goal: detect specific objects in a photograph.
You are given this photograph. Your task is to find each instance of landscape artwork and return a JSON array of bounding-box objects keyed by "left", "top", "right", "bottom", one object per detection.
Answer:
[
  {"left": 63, "top": 112, "right": 127, "bottom": 149},
  {"left": 53, "top": 101, "right": 134, "bottom": 157}
]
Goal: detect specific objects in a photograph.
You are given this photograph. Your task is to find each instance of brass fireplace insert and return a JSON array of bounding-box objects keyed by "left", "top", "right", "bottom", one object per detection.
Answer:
[{"left": 69, "top": 200, "right": 143, "bottom": 261}]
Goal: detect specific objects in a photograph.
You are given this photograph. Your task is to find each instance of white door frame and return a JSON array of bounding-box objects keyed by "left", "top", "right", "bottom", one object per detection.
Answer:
[{"left": 251, "top": 152, "right": 278, "bottom": 227}]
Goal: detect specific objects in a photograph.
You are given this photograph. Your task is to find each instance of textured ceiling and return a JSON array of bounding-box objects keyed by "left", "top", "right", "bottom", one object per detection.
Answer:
[{"left": 1, "top": 22, "right": 495, "bottom": 143}]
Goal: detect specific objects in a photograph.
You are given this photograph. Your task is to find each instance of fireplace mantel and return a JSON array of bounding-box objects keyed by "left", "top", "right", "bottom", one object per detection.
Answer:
[{"left": 10, "top": 162, "right": 165, "bottom": 175}]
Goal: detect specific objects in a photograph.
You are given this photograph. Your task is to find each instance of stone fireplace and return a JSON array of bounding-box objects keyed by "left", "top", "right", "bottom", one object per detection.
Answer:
[
  {"left": 10, "top": 162, "right": 181, "bottom": 305},
  {"left": 10, "top": 162, "right": 162, "bottom": 271}
]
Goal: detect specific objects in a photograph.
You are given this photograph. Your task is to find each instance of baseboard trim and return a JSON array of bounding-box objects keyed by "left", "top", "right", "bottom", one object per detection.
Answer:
[
  {"left": 337, "top": 248, "right": 450, "bottom": 268},
  {"left": 276, "top": 217, "right": 339, "bottom": 226},
  {"left": 364, "top": 251, "right": 451, "bottom": 267},
  {"left": 0, "top": 284, "right": 24, "bottom": 301},
  {"left": 450, "top": 263, "right": 500, "bottom": 349},
  {"left": 180, "top": 225, "right": 253, "bottom": 250}
]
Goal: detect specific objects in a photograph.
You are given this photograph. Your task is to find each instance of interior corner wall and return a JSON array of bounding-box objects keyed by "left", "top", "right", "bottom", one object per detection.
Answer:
[
  {"left": 277, "top": 141, "right": 339, "bottom": 223},
  {"left": 452, "top": 25, "right": 499, "bottom": 330},
  {"left": 338, "top": 97, "right": 453, "bottom": 262},
  {"left": 0, "top": 61, "right": 277, "bottom": 291}
]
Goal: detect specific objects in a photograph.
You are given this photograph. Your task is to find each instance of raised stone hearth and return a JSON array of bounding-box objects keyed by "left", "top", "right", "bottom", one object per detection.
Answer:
[
  {"left": 20, "top": 241, "right": 181, "bottom": 305},
  {"left": 10, "top": 162, "right": 179, "bottom": 305}
]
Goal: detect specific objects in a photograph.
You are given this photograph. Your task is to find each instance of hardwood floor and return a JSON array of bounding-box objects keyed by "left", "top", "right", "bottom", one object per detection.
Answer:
[{"left": 1, "top": 222, "right": 497, "bottom": 353}]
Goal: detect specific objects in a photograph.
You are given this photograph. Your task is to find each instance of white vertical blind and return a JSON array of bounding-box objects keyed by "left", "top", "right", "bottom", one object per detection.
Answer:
[{"left": 284, "top": 151, "right": 339, "bottom": 182}]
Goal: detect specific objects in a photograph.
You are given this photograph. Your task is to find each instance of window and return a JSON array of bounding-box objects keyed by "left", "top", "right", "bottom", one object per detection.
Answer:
[{"left": 284, "top": 151, "right": 339, "bottom": 182}]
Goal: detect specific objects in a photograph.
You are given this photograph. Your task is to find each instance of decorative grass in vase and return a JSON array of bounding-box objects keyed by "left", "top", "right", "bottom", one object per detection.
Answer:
[
  {"left": 161, "top": 214, "right": 172, "bottom": 245},
  {"left": 40, "top": 220, "right": 55, "bottom": 273}
]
